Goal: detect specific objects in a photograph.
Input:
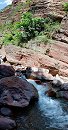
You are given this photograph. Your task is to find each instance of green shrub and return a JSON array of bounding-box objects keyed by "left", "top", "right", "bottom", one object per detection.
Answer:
[
  {"left": 14, "top": 22, "right": 22, "bottom": 29},
  {"left": 3, "top": 34, "right": 13, "bottom": 45},
  {"left": 21, "top": 12, "right": 45, "bottom": 41},
  {"left": 2, "top": 12, "right": 60, "bottom": 46},
  {"left": 63, "top": 2, "right": 68, "bottom": 12},
  {"left": 35, "top": 35, "right": 49, "bottom": 44},
  {"left": 13, "top": 32, "right": 23, "bottom": 45}
]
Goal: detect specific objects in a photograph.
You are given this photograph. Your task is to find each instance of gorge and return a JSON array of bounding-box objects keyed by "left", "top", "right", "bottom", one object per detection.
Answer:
[{"left": 0, "top": 0, "right": 68, "bottom": 130}]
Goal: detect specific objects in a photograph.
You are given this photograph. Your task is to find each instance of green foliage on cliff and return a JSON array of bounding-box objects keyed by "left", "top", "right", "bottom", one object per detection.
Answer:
[
  {"left": 63, "top": 2, "right": 68, "bottom": 12},
  {"left": 2, "top": 12, "right": 60, "bottom": 46},
  {"left": 3, "top": 12, "right": 45, "bottom": 45}
]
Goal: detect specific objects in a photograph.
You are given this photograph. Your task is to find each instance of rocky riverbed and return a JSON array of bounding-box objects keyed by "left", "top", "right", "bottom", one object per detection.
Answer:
[
  {"left": 0, "top": 63, "right": 68, "bottom": 129},
  {"left": 0, "top": 0, "right": 68, "bottom": 129}
]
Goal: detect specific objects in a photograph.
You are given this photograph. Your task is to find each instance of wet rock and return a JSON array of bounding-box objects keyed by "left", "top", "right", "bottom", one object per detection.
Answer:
[
  {"left": 25, "top": 67, "right": 53, "bottom": 82},
  {"left": 1, "top": 107, "right": 12, "bottom": 116},
  {"left": 52, "top": 79, "right": 62, "bottom": 89},
  {"left": 48, "top": 67, "right": 68, "bottom": 100},
  {"left": 60, "top": 76, "right": 68, "bottom": 83},
  {"left": 0, "top": 117, "right": 16, "bottom": 130},
  {"left": 29, "top": 72, "right": 52, "bottom": 82},
  {"left": 25, "top": 67, "right": 32, "bottom": 78},
  {"left": 52, "top": 78, "right": 68, "bottom": 99},
  {"left": 15, "top": 70, "right": 26, "bottom": 79},
  {"left": 62, "top": 91, "right": 68, "bottom": 100},
  {"left": 45, "top": 89, "right": 56, "bottom": 97},
  {"left": 61, "top": 83, "right": 68, "bottom": 91},
  {"left": 56, "top": 91, "right": 68, "bottom": 99},
  {"left": 43, "top": 72, "right": 54, "bottom": 81},
  {"left": 52, "top": 74, "right": 64, "bottom": 90},
  {"left": 14, "top": 65, "right": 25, "bottom": 71},
  {"left": 32, "top": 67, "right": 38, "bottom": 72},
  {"left": 35, "top": 80, "right": 42, "bottom": 84},
  {"left": 0, "top": 64, "right": 15, "bottom": 79},
  {"left": 0, "top": 76, "right": 38, "bottom": 108}
]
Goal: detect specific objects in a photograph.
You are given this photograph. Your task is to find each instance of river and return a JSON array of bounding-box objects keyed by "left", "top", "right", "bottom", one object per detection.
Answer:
[{"left": 16, "top": 79, "right": 68, "bottom": 130}]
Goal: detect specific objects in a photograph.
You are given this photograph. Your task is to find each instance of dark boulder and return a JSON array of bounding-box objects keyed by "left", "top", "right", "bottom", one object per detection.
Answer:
[
  {"left": 0, "top": 76, "right": 38, "bottom": 108},
  {"left": 52, "top": 80, "right": 68, "bottom": 99},
  {"left": 45, "top": 89, "right": 56, "bottom": 97},
  {"left": 52, "top": 79, "right": 62, "bottom": 90},
  {"left": 0, "top": 117, "right": 16, "bottom": 130},
  {"left": 57, "top": 83, "right": 68, "bottom": 99},
  {"left": 61, "top": 83, "right": 68, "bottom": 91},
  {"left": 0, "top": 64, "right": 15, "bottom": 79}
]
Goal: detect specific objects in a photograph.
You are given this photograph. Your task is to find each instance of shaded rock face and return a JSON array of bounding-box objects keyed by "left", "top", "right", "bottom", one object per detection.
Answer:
[
  {"left": 53, "top": 15, "right": 68, "bottom": 44},
  {"left": 0, "top": 117, "right": 16, "bottom": 130},
  {"left": 52, "top": 79, "right": 62, "bottom": 89},
  {"left": 52, "top": 79, "right": 68, "bottom": 99},
  {"left": 0, "top": 64, "right": 15, "bottom": 79},
  {"left": 0, "top": 76, "right": 38, "bottom": 108},
  {"left": 57, "top": 83, "right": 68, "bottom": 99}
]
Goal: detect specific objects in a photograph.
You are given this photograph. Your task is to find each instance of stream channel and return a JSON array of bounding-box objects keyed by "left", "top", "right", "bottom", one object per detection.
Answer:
[{"left": 16, "top": 79, "right": 68, "bottom": 130}]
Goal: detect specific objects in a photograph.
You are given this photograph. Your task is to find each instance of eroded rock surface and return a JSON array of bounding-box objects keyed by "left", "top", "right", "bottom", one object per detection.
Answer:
[
  {"left": 30, "top": 0, "right": 67, "bottom": 18},
  {"left": 0, "top": 76, "right": 38, "bottom": 108},
  {"left": 53, "top": 15, "right": 68, "bottom": 44},
  {"left": 1, "top": 43, "right": 68, "bottom": 77}
]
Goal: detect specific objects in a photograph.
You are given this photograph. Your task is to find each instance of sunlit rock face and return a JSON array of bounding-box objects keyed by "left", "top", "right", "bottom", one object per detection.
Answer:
[{"left": 30, "top": 0, "right": 66, "bottom": 18}]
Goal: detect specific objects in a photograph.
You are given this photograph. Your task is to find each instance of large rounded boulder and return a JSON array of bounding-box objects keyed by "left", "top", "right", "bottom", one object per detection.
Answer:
[
  {"left": 0, "top": 64, "right": 15, "bottom": 79},
  {"left": 0, "top": 76, "right": 38, "bottom": 108},
  {"left": 0, "top": 117, "right": 16, "bottom": 130}
]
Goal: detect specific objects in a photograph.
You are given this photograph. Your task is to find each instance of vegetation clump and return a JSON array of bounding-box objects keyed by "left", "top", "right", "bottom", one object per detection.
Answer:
[
  {"left": 2, "top": 12, "right": 60, "bottom": 46},
  {"left": 63, "top": 2, "right": 68, "bottom": 12}
]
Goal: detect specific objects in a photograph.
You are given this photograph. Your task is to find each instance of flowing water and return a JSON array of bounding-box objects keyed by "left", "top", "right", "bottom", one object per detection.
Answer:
[{"left": 16, "top": 79, "right": 68, "bottom": 130}]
